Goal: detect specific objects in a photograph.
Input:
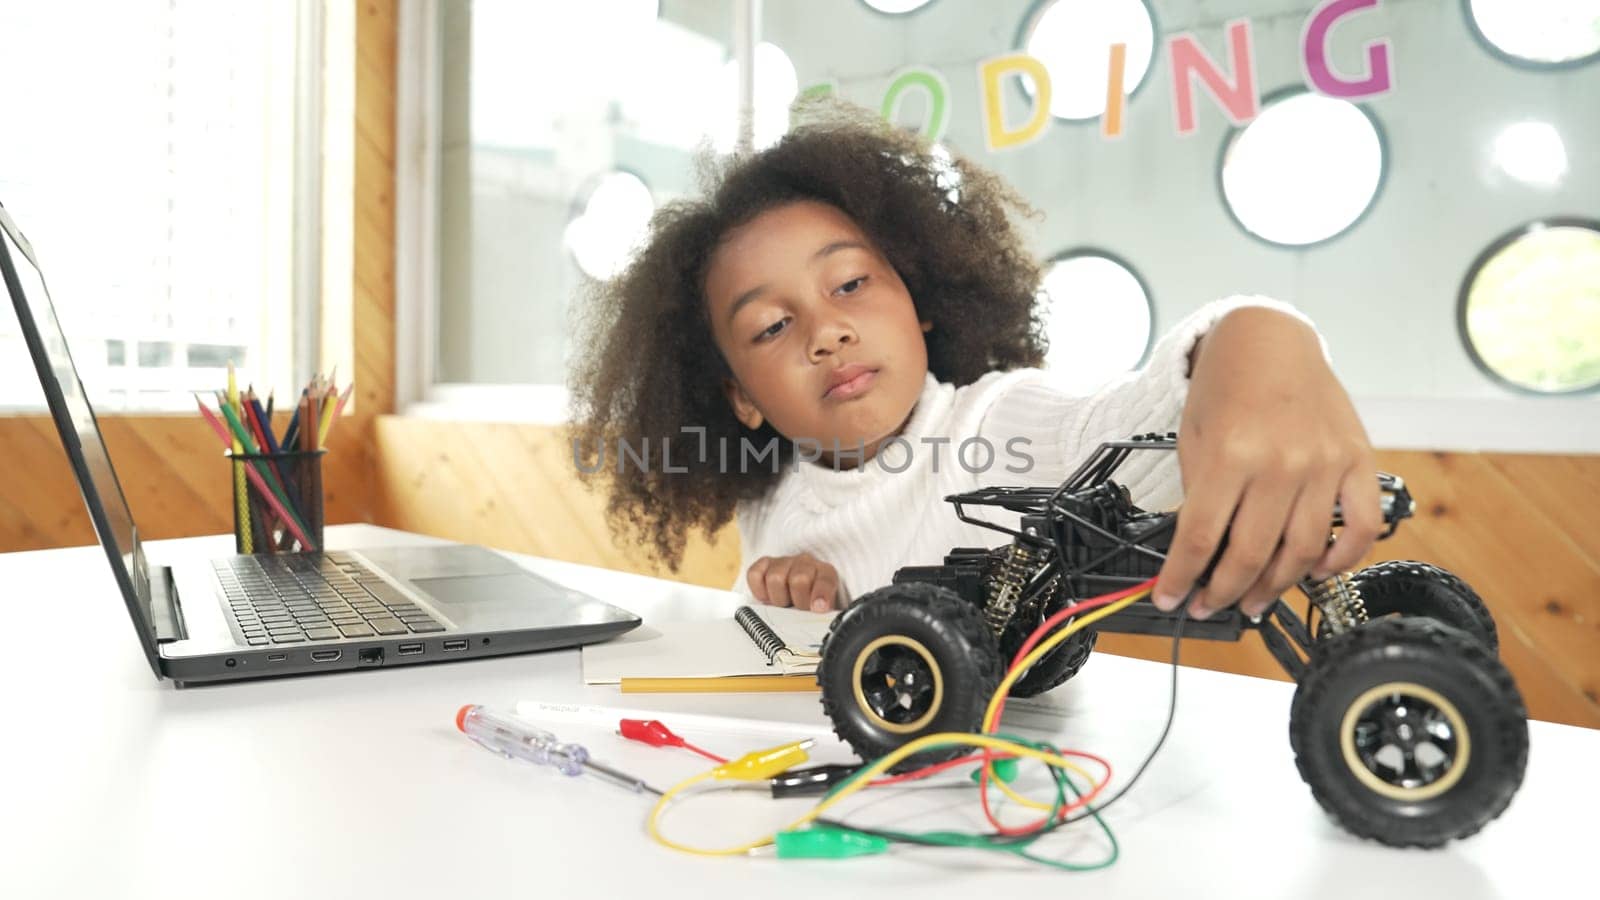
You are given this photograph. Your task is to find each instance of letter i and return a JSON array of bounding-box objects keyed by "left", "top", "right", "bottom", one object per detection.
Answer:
[{"left": 1103, "top": 43, "right": 1127, "bottom": 139}]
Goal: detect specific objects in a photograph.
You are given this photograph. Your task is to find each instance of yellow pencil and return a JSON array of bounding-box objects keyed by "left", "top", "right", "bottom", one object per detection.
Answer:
[
  {"left": 620, "top": 675, "right": 820, "bottom": 694},
  {"left": 316, "top": 382, "right": 340, "bottom": 446},
  {"left": 226, "top": 362, "right": 251, "bottom": 552},
  {"left": 320, "top": 383, "right": 353, "bottom": 444}
]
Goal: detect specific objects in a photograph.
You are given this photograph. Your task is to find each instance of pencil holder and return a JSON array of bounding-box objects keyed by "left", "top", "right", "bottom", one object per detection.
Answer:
[{"left": 226, "top": 449, "right": 326, "bottom": 555}]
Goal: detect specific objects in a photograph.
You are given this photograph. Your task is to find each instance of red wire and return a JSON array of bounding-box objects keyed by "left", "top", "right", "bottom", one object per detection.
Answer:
[
  {"left": 978, "top": 752, "right": 1112, "bottom": 834},
  {"left": 976, "top": 577, "right": 1159, "bottom": 835},
  {"left": 680, "top": 741, "right": 728, "bottom": 764},
  {"left": 870, "top": 751, "right": 1016, "bottom": 786},
  {"left": 989, "top": 578, "right": 1158, "bottom": 733},
  {"left": 646, "top": 580, "right": 1155, "bottom": 835}
]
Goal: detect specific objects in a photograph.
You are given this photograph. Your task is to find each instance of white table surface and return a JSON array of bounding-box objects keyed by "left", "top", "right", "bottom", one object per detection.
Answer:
[{"left": 1, "top": 524, "right": 1593, "bottom": 899}]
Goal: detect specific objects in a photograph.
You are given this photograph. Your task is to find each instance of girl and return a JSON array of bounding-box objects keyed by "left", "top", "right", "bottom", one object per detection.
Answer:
[{"left": 569, "top": 102, "right": 1380, "bottom": 623}]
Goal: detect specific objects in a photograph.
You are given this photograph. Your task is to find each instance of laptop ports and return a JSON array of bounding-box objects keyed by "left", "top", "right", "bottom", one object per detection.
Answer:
[
  {"left": 310, "top": 649, "right": 342, "bottom": 662},
  {"left": 397, "top": 643, "right": 424, "bottom": 656},
  {"left": 267, "top": 653, "right": 287, "bottom": 662},
  {"left": 442, "top": 639, "right": 468, "bottom": 652}
]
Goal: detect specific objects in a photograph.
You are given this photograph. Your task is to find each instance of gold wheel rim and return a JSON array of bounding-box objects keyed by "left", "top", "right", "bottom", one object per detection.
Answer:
[
  {"left": 851, "top": 634, "right": 944, "bottom": 735},
  {"left": 1339, "top": 680, "right": 1471, "bottom": 802}
]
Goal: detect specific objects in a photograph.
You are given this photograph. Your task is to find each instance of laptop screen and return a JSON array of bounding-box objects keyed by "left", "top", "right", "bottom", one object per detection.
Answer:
[{"left": 0, "top": 203, "right": 159, "bottom": 662}]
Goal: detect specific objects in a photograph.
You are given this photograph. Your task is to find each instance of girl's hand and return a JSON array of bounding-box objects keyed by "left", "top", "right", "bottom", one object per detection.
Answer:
[
  {"left": 747, "top": 552, "right": 841, "bottom": 612},
  {"left": 1153, "top": 307, "right": 1383, "bottom": 620}
]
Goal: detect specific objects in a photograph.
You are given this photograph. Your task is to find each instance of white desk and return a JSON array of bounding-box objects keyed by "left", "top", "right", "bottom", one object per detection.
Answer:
[{"left": 1, "top": 524, "right": 1593, "bottom": 899}]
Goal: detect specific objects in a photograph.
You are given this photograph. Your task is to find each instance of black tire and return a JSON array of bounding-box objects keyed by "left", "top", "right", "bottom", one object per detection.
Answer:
[
  {"left": 1290, "top": 617, "right": 1528, "bottom": 848},
  {"left": 818, "top": 582, "right": 1000, "bottom": 770},
  {"left": 1003, "top": 593, "right": 1098, "bottom": 698},
  {"left": 1315, "top": 560, "right": 1498, "bottom": 653}
]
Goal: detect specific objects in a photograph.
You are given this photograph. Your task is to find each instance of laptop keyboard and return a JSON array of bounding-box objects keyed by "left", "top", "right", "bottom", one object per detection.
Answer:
[{"left": 213, "top": 552, "right": 447, "bottom": 646}]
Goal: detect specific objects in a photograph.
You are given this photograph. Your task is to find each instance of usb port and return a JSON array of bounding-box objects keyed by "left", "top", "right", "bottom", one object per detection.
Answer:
[
  {"left": 397, "top": 643, "right": 424, "bottom": 656},
  {"left": 442, "top": 639, "right": 468, "bottom": 652},
  {"left": 267, "top": 653, "right": 287, "bottom": 662},
  {"left": 311, "top": 649, "right": 342, "bottom": 662}
]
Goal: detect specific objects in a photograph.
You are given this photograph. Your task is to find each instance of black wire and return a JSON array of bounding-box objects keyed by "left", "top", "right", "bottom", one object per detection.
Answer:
[
  {"left": 1006, "top": 595, "right": 1188, "bottom": 839},
  {"left": 820, "top": 592, "right": 1192, "bottom": 847}
]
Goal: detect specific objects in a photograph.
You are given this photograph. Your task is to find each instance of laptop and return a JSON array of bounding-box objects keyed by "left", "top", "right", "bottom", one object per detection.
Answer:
[{"left": 0, "top": 201, "right": 640, "bottom": 685}]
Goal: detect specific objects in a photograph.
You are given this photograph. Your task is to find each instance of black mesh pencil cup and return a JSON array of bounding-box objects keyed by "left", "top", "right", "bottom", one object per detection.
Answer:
[{"left": 226, "top": 448, "right": 326, "bottom": 554}]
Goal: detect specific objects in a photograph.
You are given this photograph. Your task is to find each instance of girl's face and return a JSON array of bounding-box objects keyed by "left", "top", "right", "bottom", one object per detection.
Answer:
[{"left": 705, "top": 200, "right": 930, "bottom": 467}]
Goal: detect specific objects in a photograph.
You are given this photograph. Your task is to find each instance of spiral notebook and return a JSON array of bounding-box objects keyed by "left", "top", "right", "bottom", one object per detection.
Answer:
[{"left": 580, "top": 605, "right": 835, "bottom": 686}]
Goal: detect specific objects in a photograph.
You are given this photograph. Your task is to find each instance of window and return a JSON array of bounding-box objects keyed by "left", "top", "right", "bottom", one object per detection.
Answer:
[
  {"left": 861, "top": 0, "right": 936, "bottom": 14},
  {"left": 408, "top": 0, "right": 753, "bottom": 418},
  {"left": 0, "top": 1, "right": 317, "bottom": 413},
  {"left": 1466, "top": 0, "right": 1600, "bottom": 67},
  {"left": 1219, "top": 90, "right": 1385, "bottom": 247},
  {"left": 400, "top": 0, "right": 1598, "bottom": 451},
  {"left": 1039, "top": 251, "right": 1154, "bottom": 393},
  {"left": 720, "top": 41, "right": 800, "bottom": 153},
  {"left": 1460, "top": 219, "right": 1600, "bottom": 394},
  {"left": 565, "top": 171, "right": 658, "bottom": 283},
  {"left": 137, "top": 343, "right": 175, "bottom": 369},
  {"left": 1019, "top": 0, "right": 1156, "bottom": 121},
  {"left": 1487, "top": 121, "right": 1570, "bottom": 188},
  {"left": 186, "top": 343, "right": 251, "bottom": 370}
]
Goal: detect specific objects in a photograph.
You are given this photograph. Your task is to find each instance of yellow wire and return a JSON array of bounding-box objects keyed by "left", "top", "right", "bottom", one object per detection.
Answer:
[
  {"left": 982, "top": 589, "right": 1150, "bottom": 813},
  {"left": 648, "top": 586, "right": 1158, "bottom": 855},
  {"left": 646, "top": 733, "right": 1098, "bottom": 857},
  {"left": 646, "top": 771, "right": 735, "bottom": 854},
  {"left": 983, "top": 589, "right": 1150, "bottom": 733}
]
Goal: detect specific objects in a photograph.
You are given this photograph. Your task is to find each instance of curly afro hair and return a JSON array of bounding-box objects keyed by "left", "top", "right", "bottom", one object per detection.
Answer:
[{"left": 567, "top": 98, "right": 1049, "bottom": 574}]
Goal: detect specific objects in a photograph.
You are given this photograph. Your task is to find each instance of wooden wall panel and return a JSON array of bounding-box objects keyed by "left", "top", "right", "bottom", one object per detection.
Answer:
[
  {"left": 0, "top": 0, "right": 397, "bottom": 553},
  {"left": 0, "top": 415, "right": 372, "bottom": 551},
  {"left": 371, "top": 416, "right": 740, "bottom": 591},
  {"left": 1097, "top": 450, "right": 1600, "bottom": 729},
  {"left": 341, "top": 0, "right": 399, "bottom": 519}
]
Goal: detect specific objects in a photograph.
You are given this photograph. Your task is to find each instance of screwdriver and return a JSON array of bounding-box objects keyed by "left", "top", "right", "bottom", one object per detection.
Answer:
[{"left": 455, "top": 704, "right": 662, "bottom": 796}]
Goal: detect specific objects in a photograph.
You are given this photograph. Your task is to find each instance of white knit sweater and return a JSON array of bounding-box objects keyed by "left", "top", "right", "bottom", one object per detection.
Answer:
[{"left": 729, "top": 295, "right": 1330, "bottom": 604}]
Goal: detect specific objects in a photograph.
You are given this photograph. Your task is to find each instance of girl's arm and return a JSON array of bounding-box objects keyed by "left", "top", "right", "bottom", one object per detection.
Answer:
[
  {"left": 1154, "top": 305, "right": 1379, "bottom": 619},
  {"left": 979, "top": 295, "right": 1330, "bottom": 508},
  {"left": 980, "top": 295, "right": 1373, "bottom": 619},
  {"left": 730, "top": 499, "right": 845, "bottom": 611}
]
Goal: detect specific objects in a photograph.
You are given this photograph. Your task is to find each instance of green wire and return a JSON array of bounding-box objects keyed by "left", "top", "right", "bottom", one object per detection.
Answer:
[
  {"left": 811, "top": 598, "right": 1189, "bottom": 871},
  {"left": 815, "top": 734, "right": 1119, "bottom": 872},
  {"left": 1013, "top": 768, "right": 1119, "bottom": 872}
]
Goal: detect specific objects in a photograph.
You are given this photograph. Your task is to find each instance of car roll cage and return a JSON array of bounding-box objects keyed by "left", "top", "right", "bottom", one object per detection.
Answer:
[{"left": 939, "top": 432, "right": 1417, "bottom": 681}]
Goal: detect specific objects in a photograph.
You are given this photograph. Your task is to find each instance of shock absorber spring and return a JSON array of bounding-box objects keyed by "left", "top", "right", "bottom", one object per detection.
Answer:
[
  {"left": 1305, "top": 571, "right": 1368, "bottom": 634},
  {"left": 984, "top": 541, "right": 1044, "bottom": 636}
]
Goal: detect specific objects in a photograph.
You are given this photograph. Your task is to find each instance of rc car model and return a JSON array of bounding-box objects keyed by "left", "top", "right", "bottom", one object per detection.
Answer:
[{"left": 817, "top": 433, "right": 1528, "bottom": 848}]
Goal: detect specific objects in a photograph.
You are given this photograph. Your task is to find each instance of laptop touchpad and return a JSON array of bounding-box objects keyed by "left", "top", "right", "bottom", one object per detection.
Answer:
[
  {"left": 413, "top": 573, "right": 549, "bottom": 614},
  {"left": 409, "top": 572, "right": 624, "bottom": 627}
]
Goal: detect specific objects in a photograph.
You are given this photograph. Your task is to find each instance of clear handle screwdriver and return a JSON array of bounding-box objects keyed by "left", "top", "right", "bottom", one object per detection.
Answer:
[{"left": 455, "top": 704, "right": 661, "bottom": 795}]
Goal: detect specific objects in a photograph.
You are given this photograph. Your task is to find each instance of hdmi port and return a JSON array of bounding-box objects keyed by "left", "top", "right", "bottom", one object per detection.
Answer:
[
  {"left": 311, "top": 649, "right": 343, "bottom": 662},
  {"left": 442, "top": 639, "right": 468, "bottom": 652}
]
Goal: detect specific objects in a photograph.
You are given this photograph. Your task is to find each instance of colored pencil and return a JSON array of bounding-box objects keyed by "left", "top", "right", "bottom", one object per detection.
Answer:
[
  {"left": 226, "top": 363, "right": 251, "bottom": 553},
  {"left": 215, "top": 398, "right": 318, "bottom": 551},
  {"left": 283, "top": 387, "right": 308, "bottom": 451},
  {"left": 244, "top": 392, "right": 295, "bottom": 549},
  {"left": 234, "top": 447, "right": 317, "bottom": 552},
  {"left": 320, "top": 383, "right": 354, "bottom": 445},
  {"left": 199, "top": 395, "right": 318, "bottom": 553},
  {"left": 195, "top": 396, "right": 231, "bottom": 445},
  {"left": 619, "top": 675, "right": 821, "bottom": 694}
]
